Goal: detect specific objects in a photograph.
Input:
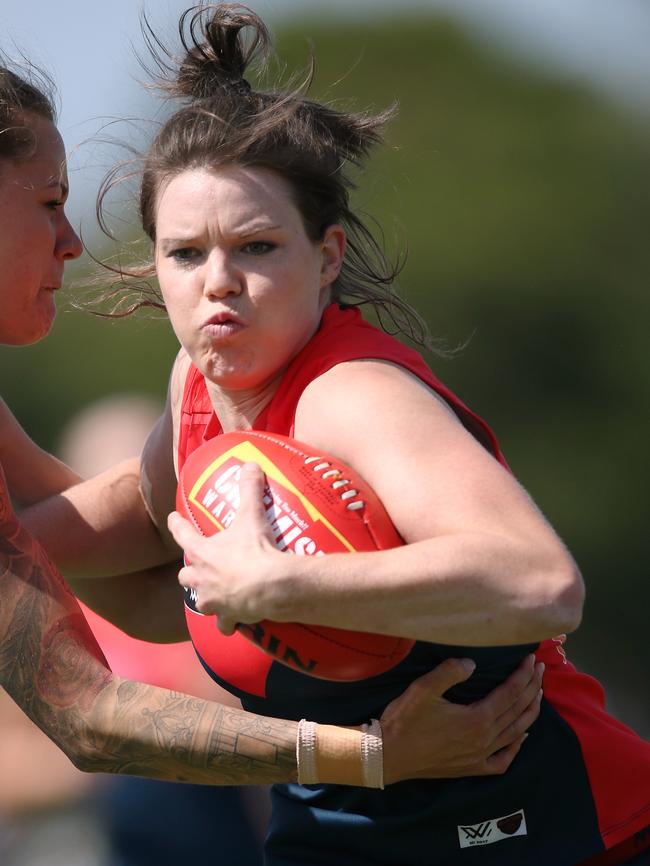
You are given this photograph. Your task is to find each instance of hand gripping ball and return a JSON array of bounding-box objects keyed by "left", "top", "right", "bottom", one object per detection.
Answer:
[{"left": 176, "top": 430, "right": 414, "bottom": 681}]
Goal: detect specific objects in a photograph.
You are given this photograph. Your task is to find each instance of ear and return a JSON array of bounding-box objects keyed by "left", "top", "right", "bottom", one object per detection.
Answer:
[{"left": 319, "top": 224, "right": 346, "bottom": 288}]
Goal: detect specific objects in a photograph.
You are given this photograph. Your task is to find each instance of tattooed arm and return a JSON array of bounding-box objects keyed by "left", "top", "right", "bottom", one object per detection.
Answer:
[
  {"left": 1, "top": 468, "right": 544, "bottom": 785},
  {"left": 0, "top": 468, "right": 296, "bottom": 784}
]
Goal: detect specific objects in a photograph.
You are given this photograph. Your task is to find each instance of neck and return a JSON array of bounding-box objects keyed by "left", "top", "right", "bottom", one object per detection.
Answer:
[{"left": 205, "top": 371, "right": 284, "bottom": 433}]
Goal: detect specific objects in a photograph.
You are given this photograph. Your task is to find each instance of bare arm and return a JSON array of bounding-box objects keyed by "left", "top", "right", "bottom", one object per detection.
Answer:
[
  {"left": 0, "top": 396, "right": 80, "bottom": 505},
  {"left": 19, "top": 451, "right": 186, "bottom": 641},
  {"left": 3, "top": 355, "right": 545, "bottom": 782},
  {"left": 20, "top": 350, "right": 185, "bottom": 581},
  {"left": 1, "top": 476, "right": 296, "bottom": 783},
  {"left": 18, "top": 367, "right": 184, "bottom": 640},
  {"left": 20, "top": 455, "right": 176, "bottom": 578},
  {"left": 2, "top": 479, "right": 544, "bottom": 785},
  {"left": 60, "top": 565, "right": 188, "bottom": 643},
  {"left": 172, "top": 361, "right": 584, "bottom": 645},
  {"left": 291, "top": 361, "right": 584, "bottom": 644}
]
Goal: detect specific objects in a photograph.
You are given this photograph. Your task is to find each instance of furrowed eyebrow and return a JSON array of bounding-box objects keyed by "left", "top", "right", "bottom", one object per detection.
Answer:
[
  {"left": 157, "top": 223, "right": 282, "bottom": 249},
  {"left": 158, "top": 238, "right": 194, "bottom": 250},
  {"left": 239, "top": 221, "right": 281, "bottom": 234}
]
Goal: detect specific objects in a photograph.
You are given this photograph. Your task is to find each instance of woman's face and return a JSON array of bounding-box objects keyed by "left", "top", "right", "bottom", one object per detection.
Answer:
[
  {"left": 0, "top": 114, "right": 82, "bottom": 346},
  {"left": 154, "top": 164, "right": 345, "bottom": 394}
]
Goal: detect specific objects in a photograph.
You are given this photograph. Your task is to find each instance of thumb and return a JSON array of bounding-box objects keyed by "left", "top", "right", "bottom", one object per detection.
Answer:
[
  {"left": 415, "top": 657, "right": 476, "bottom": 699},
  {"left": 167, "top": 511, "right": 202, "bottom": 554},
  {"left": 235, "top": 462, "right": 269, "bottom": 523}
]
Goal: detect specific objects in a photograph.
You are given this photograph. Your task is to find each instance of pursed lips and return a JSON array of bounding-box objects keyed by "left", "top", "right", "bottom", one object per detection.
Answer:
[
  {"left": 42, "top": 270, "right": 64, "bottom": 291},
  {"left": 201, "top": 310, "right": 245, "bottom": 338}
]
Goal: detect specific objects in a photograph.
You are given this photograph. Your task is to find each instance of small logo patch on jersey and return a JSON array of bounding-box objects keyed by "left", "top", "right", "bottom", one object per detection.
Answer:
[{"left": 457, "top": 809, "right": 527, "bottom": 848}]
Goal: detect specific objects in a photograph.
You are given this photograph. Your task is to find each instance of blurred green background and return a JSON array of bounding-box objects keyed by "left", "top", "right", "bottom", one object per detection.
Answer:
[{"left": 2, "top": 11, "right": 648, "bottom": 734}]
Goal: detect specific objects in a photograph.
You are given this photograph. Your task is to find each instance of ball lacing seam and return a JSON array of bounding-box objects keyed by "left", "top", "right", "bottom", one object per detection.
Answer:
[{"left": 303, "top": 455, "right": 364, "bottom": 511}]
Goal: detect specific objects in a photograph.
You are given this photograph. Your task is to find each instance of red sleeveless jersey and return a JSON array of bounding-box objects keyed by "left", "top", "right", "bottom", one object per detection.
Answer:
[{"left": 178, "top": 304, "right": 650, "bottom": 865}]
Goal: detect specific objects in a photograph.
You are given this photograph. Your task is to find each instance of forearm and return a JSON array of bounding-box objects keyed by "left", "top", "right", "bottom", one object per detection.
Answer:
[
  {"left": 268, "top": 531, "right": 584, "bottom": 646},
  {"left": 1, "top": 486, "right": 549, "bottom": 789},
  {"left": 68, "top": 677, "right": 298, "bottom": 784},
  {"left": 66, "top": 563, "right": 189, "bottom": 643},
  {"left": 0, "top": 525, "right": 545, "bottom": 789},
  {"left": 172, "top": 480, "right": 582, "bottom": 645},
  {"left": 20, "top": 457, "right": 176, "bottom": 578},
  {"left": 0, "top": 519, "right": 297, "bottom": 784}
]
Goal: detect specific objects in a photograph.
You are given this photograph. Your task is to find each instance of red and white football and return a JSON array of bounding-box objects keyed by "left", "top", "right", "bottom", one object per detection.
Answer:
[{"left": 176, "top": 430, "right": 414, "bottom": 681}]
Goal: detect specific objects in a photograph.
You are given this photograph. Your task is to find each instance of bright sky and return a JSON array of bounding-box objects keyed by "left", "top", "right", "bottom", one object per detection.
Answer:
[{"left": 3, "top": 0, "right": 649, "bottom": 234}]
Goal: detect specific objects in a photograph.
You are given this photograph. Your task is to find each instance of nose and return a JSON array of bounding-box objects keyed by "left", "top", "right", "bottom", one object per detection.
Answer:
[
  {"left": 55, "top": 214, "right": 83, "bottom": 261},
  {"left": 203, "top": 250, "right": 242, "bottom": 299}
]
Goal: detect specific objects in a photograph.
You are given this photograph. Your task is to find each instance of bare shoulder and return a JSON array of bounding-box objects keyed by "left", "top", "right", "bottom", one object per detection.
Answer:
[
  {"left": 295, "top": 359, "right": 461, "bottom": 462},
  {"left": 294, "top": 359, "right": 523, "bottom": 543}
]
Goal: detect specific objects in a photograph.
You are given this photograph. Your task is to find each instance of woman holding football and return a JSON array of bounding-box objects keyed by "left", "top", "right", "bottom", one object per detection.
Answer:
[
  {"left": 20, "top": 5, "right": 650, "bottom": 865},
  {"left": 0, "top": 57, "right": 547, "bottom": 797},
  {"left": 0, "top": 44, "right": 549, "bottom": 799}
]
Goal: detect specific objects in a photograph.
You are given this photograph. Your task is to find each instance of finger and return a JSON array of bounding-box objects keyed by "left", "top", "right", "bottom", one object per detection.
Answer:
[
  {"left": 167, "top": 511, "right": 203, "bottom": 555},
  {"left": 476, "top": 653, "right": 536, "bottom": 718},
  {"left": 216, "top": 615, "right": 237, "bottom": 636},
  {"left": 490, "top": 688, "right": 543, "bottom": 753},
  {"left": 481, "top": 733, "right": 528, "bottom": 776},
  {"left": 235, "top": 462, "right": 269, "bottom": 523},
  {"left": 403, "top": 657, "right": 477, "bottom": 702},
  {"left": 491, "top": 661, "right": 544, "bottom": 735},
  {"left": 405, "top": 730, "right": 529, "bottom": 781},
  {"left": 177, "top": 564, "right": 196, "bottom": 589}
]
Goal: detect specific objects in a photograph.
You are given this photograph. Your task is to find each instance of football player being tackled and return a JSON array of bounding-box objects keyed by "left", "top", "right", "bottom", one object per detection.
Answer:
[
  {"left": 176, "top": 429, "right": 415, "bottom": 682},
  {"left": 20, "top": 5, "right": 650, "bottom": 866},
  {"left": 0, "top": 37, "right": 546, "bottom": 798}
]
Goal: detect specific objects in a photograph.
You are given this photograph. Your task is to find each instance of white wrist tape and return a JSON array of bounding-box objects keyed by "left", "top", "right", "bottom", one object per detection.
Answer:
[
  {"left": 296, "top": 719, "right": 319, "bottom": 784},
  {"left": 361, "top": 718, "right": 384, "bottom": 789},
  {"left": 296, "top": 718, "right": 384, "bottom": 789}
]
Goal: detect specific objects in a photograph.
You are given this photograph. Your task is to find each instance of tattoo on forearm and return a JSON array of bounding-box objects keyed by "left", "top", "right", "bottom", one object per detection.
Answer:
[
  {"left": 1, "top": 503, "right": 297, "bottom": 785},
  {"left": 37, "top": 613, "right": 112, "bottom": 711}
]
